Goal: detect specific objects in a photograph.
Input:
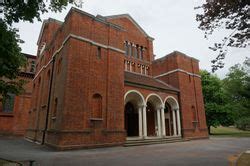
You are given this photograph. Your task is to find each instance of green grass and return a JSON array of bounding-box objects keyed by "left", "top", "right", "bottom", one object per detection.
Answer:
[{"left": 210, "top": 126, "right": 250, "bottom": 137}]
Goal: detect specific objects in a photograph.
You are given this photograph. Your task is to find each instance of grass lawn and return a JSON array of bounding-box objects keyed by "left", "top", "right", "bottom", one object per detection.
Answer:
[{"left": 210, "top": 126, "right": 250, "bottom": 137}]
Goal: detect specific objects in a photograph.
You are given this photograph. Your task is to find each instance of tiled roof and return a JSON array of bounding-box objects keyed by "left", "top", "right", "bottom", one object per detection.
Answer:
[{"left": 124, "top": 71, "right": 179, "bottom": 92}]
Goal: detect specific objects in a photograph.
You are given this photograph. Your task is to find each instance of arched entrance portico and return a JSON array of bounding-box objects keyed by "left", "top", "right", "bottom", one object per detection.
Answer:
[
  {"left": 146, "top": 94, "right": 164, "bottom": 137},
  {"left": 124, "top": 90, "right": 145, "bottom": 138},
  {"left": 125, "top": 102, "right": 138, "bottom": 136},
  {"left": 124, "top": 90, "right": 181, "bottom": 139},
  {"left": 164, "top": 96, "right": 181, "bottom": 136}
]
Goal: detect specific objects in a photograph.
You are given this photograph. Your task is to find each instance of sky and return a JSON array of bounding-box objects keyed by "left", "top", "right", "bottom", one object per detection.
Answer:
[{"left": 13, "top": 0, "right": 249, "bottom": 78}]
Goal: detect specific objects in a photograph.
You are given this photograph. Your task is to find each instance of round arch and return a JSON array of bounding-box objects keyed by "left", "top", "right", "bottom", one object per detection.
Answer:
[
  {"left": 145, "top": 93, "right": 164, "bottom": 137},
  {"left": 164, "top": 96, "right": 179, "bottom": 109},
  {"left": 146, "top": 93, "right": 164, "bottom": 108},
  {"left": 124, "top": 90, "right": 146, "bottom": 107},
  {"left": 124, "top": 90, "right": 145, "bottom": 137}
]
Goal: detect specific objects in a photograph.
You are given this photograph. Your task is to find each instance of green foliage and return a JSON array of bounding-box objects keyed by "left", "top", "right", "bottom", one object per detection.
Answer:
[
  {"left": 0, "top": 0, "right": 81, "bottom": 97},
  {"left": 195, "top": 0, "right": 249, "bottom": 72},
  {"left": 223, "top": 58, "right": 250, "bottom": 127},
  {"left": 201, "top": 58, "right": 250, "bottom": 133},
  {"left": 0, "top": 20, "right": 26, "bottom": 98},
  {"left": 200, "top": 70, "right": 234, "bottom": 133},
  {"left": 2, "top": 0, "right": 77, "bottom": 25},
  {"left": 235, "top": 117, "right": 250, "bottom": 131}
]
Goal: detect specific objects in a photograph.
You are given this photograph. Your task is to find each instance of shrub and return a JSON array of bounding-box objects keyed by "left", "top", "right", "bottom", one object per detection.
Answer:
[{"left": 235, "top": 117, "right": 250, "bottom": 131}]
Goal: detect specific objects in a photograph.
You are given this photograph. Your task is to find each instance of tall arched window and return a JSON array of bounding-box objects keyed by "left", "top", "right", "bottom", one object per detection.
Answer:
[
  {"left": 128, "top": 43, "right": 132, "bottom": 56},
  {"left": 92, "top": 94, "right": 102, "bottom": 119},
  {"left": 134, "top": 45, "right": 138, "bottom": 58},
  {"left": 125, "top": 41, "right": 129, "bottom": 56}
]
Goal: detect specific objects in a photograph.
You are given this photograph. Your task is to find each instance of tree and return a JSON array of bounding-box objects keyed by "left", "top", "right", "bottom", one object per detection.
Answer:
[
  {"left": 195, "top": 0, "right": 249, "bottom": 72},
  {"left": 0, "top": 0, "right": 82, "bottom": 98},
  {"left": 0, "top": 20, "right": 26, "bottom": 99},
  {"left": 223, "top": 58, "right": 250, "bottom": 130},
  {"left": 200, "top": 70, "right": 234, "bottom": 134}
]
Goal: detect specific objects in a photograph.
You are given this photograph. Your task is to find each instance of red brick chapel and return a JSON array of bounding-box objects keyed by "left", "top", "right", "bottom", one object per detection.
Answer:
[{"left": 25, "top": 7, "right": 208, "bottom": 149}]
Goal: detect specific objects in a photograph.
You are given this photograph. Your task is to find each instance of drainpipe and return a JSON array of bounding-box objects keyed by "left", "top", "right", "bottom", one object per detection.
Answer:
[
  {"left": 42, "top": 56, "right": 55, "bottom": 145},
  {"left": 177, "top": 91, "right": 183, "bottom": 138}
]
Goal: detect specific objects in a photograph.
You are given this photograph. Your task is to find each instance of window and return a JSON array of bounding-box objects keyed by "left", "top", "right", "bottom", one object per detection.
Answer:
[
  {"left": 128, "top": 43, "right": 132, "bottom": 56},
  {"left": 92, "top": 94, "right": 102, "bottom": 119},
  {"left": 136, "top": 44, "right": 140, "bottom": 59},
  {"left": 125, "top": 41, "right": 129, "bottom": 56},
  {"left": 30, "top": 60, "right": 35, "bottom": 73},
  {"left": 134, "top": 45, "right": 138, "bottom": 58},
  {"left": 130, "top": 44, "right": 134, "bottom": 57},
  {"left": 139, "top": 46, "right": 143, "bottom": 59},
  {"left": 2, "top": 93, "right": 15, "bottom": 113},
  {"left": 97, "top": 46, "right": 101, "bottom": 59}
]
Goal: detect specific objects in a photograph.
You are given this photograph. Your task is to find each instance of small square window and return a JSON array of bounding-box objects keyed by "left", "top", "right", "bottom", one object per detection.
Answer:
[{"left": 97, "top": 47, "right": 101, "bottom": 59}]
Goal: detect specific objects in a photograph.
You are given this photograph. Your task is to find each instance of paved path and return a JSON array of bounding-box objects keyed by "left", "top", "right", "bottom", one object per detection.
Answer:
[{"left": 0, "top": 136, "right": 249, "bottom": 166}]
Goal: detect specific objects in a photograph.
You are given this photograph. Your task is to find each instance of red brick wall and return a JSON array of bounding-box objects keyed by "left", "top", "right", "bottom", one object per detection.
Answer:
[
  {"left": 107, "top": 16, "right": 153, "bottom": 75},
  {"left": 0, "top": 76, "right": 33, "bottom": 135},
  {"left": 152, "top": 52, "right": 208, "bottom": 139},
  {"left": 26, "top": 9, "right": 126, "bottom": 148}
]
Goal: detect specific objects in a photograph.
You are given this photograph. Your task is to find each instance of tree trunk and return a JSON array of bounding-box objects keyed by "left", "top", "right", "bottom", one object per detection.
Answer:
[{"left": 208, "top": 126, "right": 211, "bottom": 135}]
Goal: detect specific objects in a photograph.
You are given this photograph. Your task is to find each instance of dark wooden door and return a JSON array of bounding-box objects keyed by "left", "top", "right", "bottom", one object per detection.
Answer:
[
  {"left": 165, "top": 119, "right": 170, "bottom": 136},
  {"left": 147, "top": 110, "right": 156, "bottom": 136}
]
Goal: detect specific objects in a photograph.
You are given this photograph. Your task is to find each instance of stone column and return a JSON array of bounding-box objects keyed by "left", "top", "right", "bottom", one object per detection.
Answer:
[
  {"left": 160, "top": 107, "right": 166, "bottom": 137},
  {"left": 157, "top": 109, "right": 161, "bottom": 137},
  {"left": 172, "top": 110, "right": 177, "bottom": 136},
  {"left": 138, "top": 107, "right": 143, "bottom": 137},
  {"left": 176, "top": 109, "right": 181, "bottom": 136},
  {"left": 142, "top": 105, "right": 147, "bottom": 138}
]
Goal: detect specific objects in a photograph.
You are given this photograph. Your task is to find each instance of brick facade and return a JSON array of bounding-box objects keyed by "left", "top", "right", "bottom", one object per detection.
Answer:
[
  {"left": 26, "top": 7, "right": 208, "bottom": 150},
  {"left": 0, "top": 54, "right": 36, "bottom": 135}
]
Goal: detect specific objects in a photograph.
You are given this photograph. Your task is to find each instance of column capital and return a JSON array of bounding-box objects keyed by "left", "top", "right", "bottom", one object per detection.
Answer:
[
  {"left": 173, "top": 108, "right": 179, "bottom": 112},
  {"left": 138, "top": 104, "right": 147, "bottom": 109},
  {"left": 158, "top": 106, "right": 165, "bottom": 110}
]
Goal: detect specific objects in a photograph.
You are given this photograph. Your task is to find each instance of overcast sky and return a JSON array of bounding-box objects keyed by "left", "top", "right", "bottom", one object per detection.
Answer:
[{"left": 14, "top": 0, "right": 249, "bottom": 78}]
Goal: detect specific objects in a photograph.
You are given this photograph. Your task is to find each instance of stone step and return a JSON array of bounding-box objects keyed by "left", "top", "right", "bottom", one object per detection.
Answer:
[{"left": 124, "top": 136, "right": 183, "bottom": 146}]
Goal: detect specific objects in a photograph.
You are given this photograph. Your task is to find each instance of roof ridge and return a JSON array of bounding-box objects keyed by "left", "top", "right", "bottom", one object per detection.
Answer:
[
  {"left": 105, "top": 14, "right": 154, "bottom": 41},
  {"left": 155, "top": 79, "right": 179, "bottom": 91},
  {"left": 124, "top": 71, "right": 179, "bottom": 92}
]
